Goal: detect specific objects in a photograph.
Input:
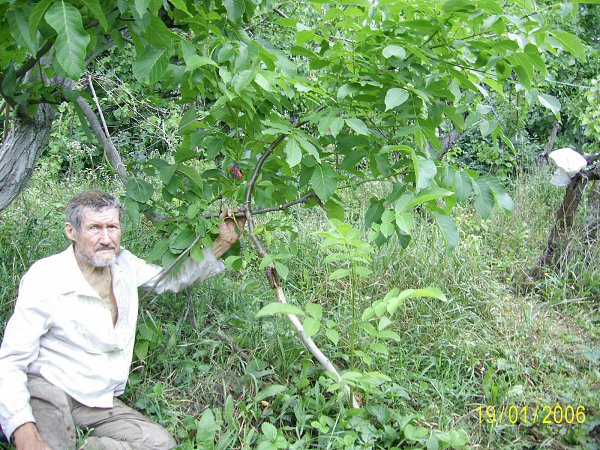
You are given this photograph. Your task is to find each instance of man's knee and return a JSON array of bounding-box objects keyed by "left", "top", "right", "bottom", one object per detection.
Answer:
[
  {"left": 143, "top": 425, "right": 177, "bottom": 450},
  {"left": 27, "top": 374, "right": 77, "bottom": 449}
]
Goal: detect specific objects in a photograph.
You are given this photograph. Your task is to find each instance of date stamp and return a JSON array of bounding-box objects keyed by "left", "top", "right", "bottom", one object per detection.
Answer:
[{"left": 475, "top": 404, "right": 587, "bottom": 425}]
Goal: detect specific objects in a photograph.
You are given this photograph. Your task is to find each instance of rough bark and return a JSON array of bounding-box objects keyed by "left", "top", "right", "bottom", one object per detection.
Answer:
[
  {"left": 0, "top": 77, "right": 72, "bottom": 213},
  {"left": 438, "top": 129, "right": 463, "bottom": 160}
]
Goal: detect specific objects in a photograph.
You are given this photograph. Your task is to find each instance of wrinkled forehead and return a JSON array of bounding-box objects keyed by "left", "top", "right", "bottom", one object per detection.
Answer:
[{"left": 80, "top": 206, "right": 121, "bottom": 225}]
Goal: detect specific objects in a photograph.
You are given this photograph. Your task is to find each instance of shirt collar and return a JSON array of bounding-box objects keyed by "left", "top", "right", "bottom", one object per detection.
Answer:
[{"left": 56, "top": 245, "right": 121, "bottom": 296}]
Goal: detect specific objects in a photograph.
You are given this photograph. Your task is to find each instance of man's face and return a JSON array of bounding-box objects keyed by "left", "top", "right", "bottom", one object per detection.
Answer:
[{"left": 65, "top": 207, "right": 122, "bottom": 268}]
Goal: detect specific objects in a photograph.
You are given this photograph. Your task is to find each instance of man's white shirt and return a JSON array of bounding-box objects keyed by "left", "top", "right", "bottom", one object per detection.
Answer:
[{"left": 0, "top": 245, "right": 224, "bottom": 439}]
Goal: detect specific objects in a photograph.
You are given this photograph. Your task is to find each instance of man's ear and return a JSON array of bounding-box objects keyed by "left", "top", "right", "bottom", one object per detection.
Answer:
[{"left": 64, "top": 222, "right": 77, "bottom": 242}]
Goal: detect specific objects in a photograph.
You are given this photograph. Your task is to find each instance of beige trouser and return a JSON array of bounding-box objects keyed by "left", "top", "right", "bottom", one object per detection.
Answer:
[{"left": 27, "top": 374, "right": 176, "bottom": 450}]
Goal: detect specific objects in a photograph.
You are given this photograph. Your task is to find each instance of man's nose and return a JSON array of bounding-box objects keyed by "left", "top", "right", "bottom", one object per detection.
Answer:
[{"left": 99, "top": 228, "right": 111, "bottom": 243}]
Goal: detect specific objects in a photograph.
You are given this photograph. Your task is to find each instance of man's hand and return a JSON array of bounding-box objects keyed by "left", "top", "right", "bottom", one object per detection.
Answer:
[
  {"left": 12, "top": 423, "right": 52, "bottom": 450},
  {"left": 212, "top": 209, "right": 246, "bottom": 258}
]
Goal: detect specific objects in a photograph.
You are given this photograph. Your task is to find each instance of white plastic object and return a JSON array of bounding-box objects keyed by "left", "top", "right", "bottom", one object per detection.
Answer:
[
  {"left": 549, "top": 147, "right": 588, "bottom": 187},
  {"left": 549, "top": 147, "right": 588, "bottom": 178}
]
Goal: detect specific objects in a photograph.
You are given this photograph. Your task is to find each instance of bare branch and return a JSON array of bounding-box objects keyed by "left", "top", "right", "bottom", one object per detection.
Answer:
[
  {"left": 241, "top": 105, "right": 359, "bottom": 408},
  {"left": 244, "top": 205, "right": 360, "bottom": 408},
  {"left": 73, "top": 94, "right": 127, "bottom": 180}
]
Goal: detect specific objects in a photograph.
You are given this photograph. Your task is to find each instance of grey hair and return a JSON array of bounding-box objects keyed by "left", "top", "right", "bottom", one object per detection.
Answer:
[{"left": 66, "top": 190, "right": 123, "bottom": 231}]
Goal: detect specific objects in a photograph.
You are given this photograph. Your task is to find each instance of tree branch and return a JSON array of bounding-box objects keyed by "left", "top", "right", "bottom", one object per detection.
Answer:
[
  {"left": 242, "top": 106, "right": 359, "bottom": 409},
  {"left": 73, "top": 93, "right": 127, "bottom": 180}
]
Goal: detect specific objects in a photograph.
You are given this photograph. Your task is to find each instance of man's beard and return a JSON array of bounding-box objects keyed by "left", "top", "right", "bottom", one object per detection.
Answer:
[{"left": 77, "top": 248, "right": 118, "bottom": 267}]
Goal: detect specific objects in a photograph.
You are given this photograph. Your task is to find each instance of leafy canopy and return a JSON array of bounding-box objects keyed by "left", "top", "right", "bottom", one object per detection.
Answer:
[{"left": 0, "top": 0, "right": 589, "bottom": 263}]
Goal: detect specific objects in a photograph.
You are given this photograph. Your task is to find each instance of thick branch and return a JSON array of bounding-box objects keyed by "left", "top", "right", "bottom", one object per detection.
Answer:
[{"left": 73, "top": 95, "right": 126, "bottom": 180}]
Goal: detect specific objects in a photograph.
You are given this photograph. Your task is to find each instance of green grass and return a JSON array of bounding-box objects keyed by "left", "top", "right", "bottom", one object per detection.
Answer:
[{"left": 0, "top": 168, "right": 598, "bottom": 449}]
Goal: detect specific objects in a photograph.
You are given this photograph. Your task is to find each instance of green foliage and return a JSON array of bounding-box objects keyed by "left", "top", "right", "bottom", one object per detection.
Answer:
[
  {"left": 1, "top": 168, "right": 598, "bottom": 449},
  {"left": 1, "top": 0, "right": 591, "bottom": 259},
  {"left": 1, "top": 2, "right": 599, "bottom": 449}
]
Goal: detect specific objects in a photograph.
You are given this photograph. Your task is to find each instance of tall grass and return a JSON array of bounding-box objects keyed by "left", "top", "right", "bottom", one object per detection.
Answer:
[{"left": 0, "top": 168, "right": 597, "bottom": 449}]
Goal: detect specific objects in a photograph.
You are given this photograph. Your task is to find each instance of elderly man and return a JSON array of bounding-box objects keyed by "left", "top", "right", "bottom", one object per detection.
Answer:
[{"left": 0, "top": 190, "right": 245, "bottom": 449}]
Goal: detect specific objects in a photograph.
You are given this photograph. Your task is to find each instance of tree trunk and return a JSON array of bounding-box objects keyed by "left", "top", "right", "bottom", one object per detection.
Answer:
[
  {"left": 537, "top": 173, "right": 589, "bottom": 268},
  {"left": 0, "top": 104, "right": 57, "bottom": 212},
  {"left": 0, "top": 76, "right": 72, "bottom": 213},
  {"left": 536, "top": 154, "right": 600, "bottom": 271}
]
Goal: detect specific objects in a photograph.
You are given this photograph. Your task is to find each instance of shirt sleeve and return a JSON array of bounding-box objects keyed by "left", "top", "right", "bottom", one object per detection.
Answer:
[
  {"left": 133, "top": 248, "right": 226, "bottom": 293},
  {"left": 0, "top": 269, "right": 52, "bottom": 440}
]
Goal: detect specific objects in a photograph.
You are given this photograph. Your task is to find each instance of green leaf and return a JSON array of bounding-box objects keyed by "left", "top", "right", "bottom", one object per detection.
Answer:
[
  {"left": 409, "top": 188, "right": 453, "bottom": 208},
  {"left": 442, "top": 0, "right": 477, "bottom": 13},
  {"left": 482, "top": 175, "right": 514, "bottom": 214},
  {"left": 45, "top": 1, "right": 90, "bottom": 78},
  {"left": 168, "top": 0, "right": 193, "bottom": 16},
  {"left": 382, "top": 45, "right": 406, "bottom": 59},
  {"left": 254, "top": 384, "right": 287, "bottom": 402},
  {"left": 8, "top": 9, "right": 37, "bottom": 55},
  {"left": 325, "top": 198, "right": 345, "bottom": 221},
  {"left": 169, "top": 227, "right": 196, "bottom": 252},
  {"left": 413, "top": 156, "right": 437, "bottom": 192},
  {"left": 509, "top": 52, "right": 533, "bottom": 89},
  {"left": 178, "top": 108, "right": 200, "bottom": 135},
  {"left": 126, "top": 178, "right": 153, "bottom": 203},
  {"left": 387, "top": 287, "right": 447, "bottom": 314},
  {"left": 256, "top": 303, "right": 305, "bottom": 318},
  {"left": 329, "top": 268, "right": 350, "bottom": 280},
  {"left": 311, "top": 163, "right": 338, "bottom": 202},
  {"left": 538, "top": 93, "right": 561, "bottom": 118},
  {"left": 177, "top": 165, "right": 204, "bottom": 192},
  {"left": 145, "top": 15, "right": 175, "bottom": 48},
  {"left": 296, "top": 135, "right": 321, "bottom": 161},
  {"left": 473, "top": 177, "right": 494, "bottom": 219},
  {"left": 454, "top": 171, "right": 473, "bottom": 202},
  {"left": 232, "top": 69, "right": 255, "bottom": 93},
  {"left": 196, "top": 408, "right": 216, "bottom": 450},
  {"left": 345, "top": 118, "right": 370, "bottom": 135},
  {"left": 404, "top": 424, "right": 429, "bottom": 441},
  {"left": 134, "top": 341, "right": 149, "bottom": 361},
  {"left": 395, "top": 211, "right": 414, "bottom": 235},
  {"left": 306, "top": 303, "right": 323, "bottom": 320},
  {"left": 370, "top": 343, "right": 388, "bottom": 355},
  {"left": 261, "top": 422, "right": 277, "bottom": 441},
  {"left": 146, "top": 239, "right": 169, "bottom": 263},
  {"left": 224, "top": 0, "right": 245, "bottom": 22},
  {"left": 285, "top": 138, "right": 302, "bottom": 168},
  {"left": 29, "top": 0, "right": 53, "bottom": 40},
  {"left": 431, "top": 212, "right": 459, "bottom": 253},
  {"left": 80, "top": 0, "right": 108, "bottom": 31},
  {"left": 385, "top": 88, "right": 410, "bottom": 111},
  {"left": 318, "top": 115, "right": 344, "bottom": 137},
  {"left": 303, "top": 317, "right": 320, "bottom": 337},
  {"left": 274, "top": 262, "right": 289, "bottom": 280},
  {"left": 326, "top": 328, "right": 340, "bottom": 345},
  {"left": 436, "top": 429, "right": 469, "bottom": 446},
  {"left": 186, "top": 55, "right": 218, "bottom": 71},
  {"left": 365, "top": 198, "right": 384, "bottom": 228},
  {"left": 550, "top": 30, "right": 587, "bottom": 61},
  {"left": 133, "top": 46, "right": 168, "bottom": 84}
]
